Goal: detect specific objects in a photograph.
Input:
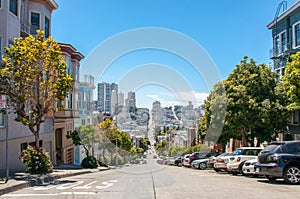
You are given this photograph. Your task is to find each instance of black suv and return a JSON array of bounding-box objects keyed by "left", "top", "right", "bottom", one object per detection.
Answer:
[{"left": 255, "top": 141, "right": 300, "bottom": 184}]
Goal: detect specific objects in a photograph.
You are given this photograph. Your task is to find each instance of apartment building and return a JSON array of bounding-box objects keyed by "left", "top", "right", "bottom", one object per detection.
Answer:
[
  {"left": 0, "top": 0, "right": 86, "bottom": 175},
  {"left": 267, "top": 1, "right": 300, "bottom": 139},
  {"left": 0, "top": 0, "right": 58, "bottom": 175},
  {"left": 53, "top": 43, "right": 84, "bottom": 165}
]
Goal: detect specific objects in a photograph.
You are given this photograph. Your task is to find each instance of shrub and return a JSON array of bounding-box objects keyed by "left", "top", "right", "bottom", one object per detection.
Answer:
[
  {"left": 20, "top": 146, "right": 53, "bottom": 174},
  {"left": 81, "top": 156, "right": 98, "bottom": 168}
]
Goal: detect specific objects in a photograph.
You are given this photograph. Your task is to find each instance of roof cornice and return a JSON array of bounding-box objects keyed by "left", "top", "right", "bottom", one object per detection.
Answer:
[
  {"left": 267, "top": 1, "right": 300, "bottom": 29},
  {"left": 30, "top": 0, "right": 58, "bottom": 11}
]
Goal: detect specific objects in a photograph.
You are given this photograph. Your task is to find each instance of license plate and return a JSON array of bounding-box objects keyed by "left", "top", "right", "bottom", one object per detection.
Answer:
[{"left": 256, "top": 167, "right": 260, "bottom": 173}]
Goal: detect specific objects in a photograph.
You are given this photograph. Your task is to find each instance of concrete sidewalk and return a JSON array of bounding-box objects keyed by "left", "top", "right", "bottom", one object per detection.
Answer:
[{"left": 0, "top": 166, "right": 110, "bottom": 195}]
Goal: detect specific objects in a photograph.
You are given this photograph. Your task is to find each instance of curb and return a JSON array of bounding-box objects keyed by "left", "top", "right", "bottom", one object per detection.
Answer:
[{"left": 0, "top": 167, "right": 110, "bottom": 196}]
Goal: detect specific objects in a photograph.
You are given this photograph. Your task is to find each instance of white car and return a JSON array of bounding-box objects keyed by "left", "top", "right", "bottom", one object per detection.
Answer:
[
  {"left": 242, "top": 158, "right": 258, "bottom": 176},
  {"left": 183, "top": 154, "right": 191, "bottom": 167},
  {"left": 227, "top": 147, "right": 263, "bottom": 175}
]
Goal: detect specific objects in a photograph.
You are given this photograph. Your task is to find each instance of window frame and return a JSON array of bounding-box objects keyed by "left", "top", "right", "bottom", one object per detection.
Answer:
[
  {"left": 8, "top": 39, "right": 14, "bottom": 47},
  {"left": 65, "top": 92, "right": 73, "bottom": 110},
  {"left": 293, "top": 21, "right": 300, "bottom": 49},
  {"left": 290, "top": 110, "right": 299, "bottom": 125},
  {"left": 44, "top": 16, "right": 50, "bottom": 38},
  {"left": 9, "top": 0, "right": 18, "bottom": 16},
  {"left": 0, "top": 112, "right": 4, "bottom": 127},
  {"left": 30, "top": 11, "right": 41, "bottom": 35},
  {"left": 274, "top": 30, "right": 287, "bottom": 55}
]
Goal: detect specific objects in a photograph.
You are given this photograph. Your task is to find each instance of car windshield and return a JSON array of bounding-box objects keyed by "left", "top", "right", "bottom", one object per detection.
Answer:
[
  {"left": 232, "top": 149, "right": 243, "bottom": 155},
  {"left": 261, "top": 144, "right": 281, "bottom": 154}
]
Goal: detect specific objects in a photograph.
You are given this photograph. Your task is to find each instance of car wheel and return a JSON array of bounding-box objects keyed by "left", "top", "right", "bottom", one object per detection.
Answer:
[
  {"left": 231, "top": 171, "right": 238, "bottom": 175},
  {"left": 199, "top": 162, "right": 207, "bottom": 170},
  {"left": 283, "top": 166, "right": 300, "bottom": 184},
  {"left": 266, "top": 175, "right": 277, "bottom": 182},
  {"left": 238, "top": 163, "right": 245, "bottom": 176},
  {"left": 214, "top": 168, "right": 220, "bottom": 172}
]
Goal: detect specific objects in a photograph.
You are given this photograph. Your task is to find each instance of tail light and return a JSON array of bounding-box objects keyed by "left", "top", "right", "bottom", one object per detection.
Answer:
[
  {"left": 237, "top": 157, "right": 241, "bottom": 162},
  {"left": 190, "top": 156, "right": 195, "bottom": 161}
]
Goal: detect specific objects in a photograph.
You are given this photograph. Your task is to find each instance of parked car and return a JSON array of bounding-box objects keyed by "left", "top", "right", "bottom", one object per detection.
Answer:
[
  {"left": 213, "top": 153, "right": 233, "bottom": 172},
  {"left": 183, "top": 154, "right": 191, "bottom": 167},
  {"left": 188, "top": 152, "right": 215, "bottom": 166},
  {"left": 207, "top": 153, "right": 222, "bottom": 168},
  {"left": 255, "top": 141, "right": 300, "bottom": 184},
  {"left": 191, "top": 158, "right": 209, "bottom": 170},
  {"left": 242, "top": 158, "right": 258, "bottom": 176},
  {"left": 227, "top": 147, "right": 263, "bottom": 175},
  {"left": 168, "top": 157, "right": 176, "bottom": 165},
  {"left": 174, "top": 156, "right": 183, "bottom": 166}
]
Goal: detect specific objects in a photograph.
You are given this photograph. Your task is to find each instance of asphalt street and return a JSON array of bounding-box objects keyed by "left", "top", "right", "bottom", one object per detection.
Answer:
[{"left": 2, "top": 156, "right": 300, "bottom": 199}]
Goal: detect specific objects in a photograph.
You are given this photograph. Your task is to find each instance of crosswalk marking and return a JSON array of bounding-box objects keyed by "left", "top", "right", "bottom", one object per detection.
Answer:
[
  {"left": 56, "top": 181, "right": 84, "bottom": 190},
  {"left": 31, "top": 180, "right": 118, "bottom": 191},
  {"left": 96, "top": 180, "right": 117, "bottom": 190},
  {"left": 73, "top": 181, "right": 98, "bottom": 189}
]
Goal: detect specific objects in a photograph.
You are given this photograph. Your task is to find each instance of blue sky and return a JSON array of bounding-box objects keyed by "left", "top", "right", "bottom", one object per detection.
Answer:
[{"left": 52, "top": 0, "right": 298, "bottom": 109}]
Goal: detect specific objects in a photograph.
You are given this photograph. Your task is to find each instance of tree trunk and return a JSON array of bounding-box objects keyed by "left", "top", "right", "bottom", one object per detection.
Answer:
[
  {"left": 241, "top": 129, "right": 248, "bottom": 147},
  {"left": 35, "top": 133, "right": 40, "bottom": 147}
]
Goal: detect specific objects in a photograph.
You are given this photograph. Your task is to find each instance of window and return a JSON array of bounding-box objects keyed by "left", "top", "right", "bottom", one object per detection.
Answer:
[
  {"left": 66, "top": 93, "right": 72, "bottom": 109},
  {"left": 290, "top": 111, "right": 299, "bottom": 125},
  {"left": 45, "top": 16, "right": 50, "bottom": 38},
  {"left": 274, "top": 31, "right": 287, "bottom": 55},
  {"left": 66, "top": 123, "right": 72, "bottom": 138},
  {"left": 281, "top": 31, "right": 287, "bottom": 52},
  {"left": 8, "top": 39, "right": 14, "bottom": 47},
  {"left": 75, "top": 64, "right": 79, "bottom": 81},
  {"left": 9, "top": 0, "right": 18, "bottom": 16},
  {"left": 30, "top": 12, "right": 40, "bottom": 35},
  {"left": 293, "top": 22, "right": 300, "bottom": 48},
  {"left": 0, "top": 112, "right": 4, "bottom": 127},
  {"left": 29, "top": 140, "right": 43, "bottom": 147},
  {"left": 20, "top": 142, "right": 28, "bottom": 152},
  {"left": 66, "top": 58, "right": 72, "bottom": 77}
]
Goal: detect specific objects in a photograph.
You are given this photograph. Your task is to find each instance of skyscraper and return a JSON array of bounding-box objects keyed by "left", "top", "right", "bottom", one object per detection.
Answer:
[{"left": 97, "top": 82, "right": 118, "bottom": 113}]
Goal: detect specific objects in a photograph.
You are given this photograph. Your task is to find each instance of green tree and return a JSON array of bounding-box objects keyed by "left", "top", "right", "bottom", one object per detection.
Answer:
[
  {"left": 119, "top": 131, "right": 132, "bottom": 151},
  {"left": 225, "top": 57, "right": 288, "bottom": 146},
  {"left": 0, "top": 31, "right": 72, "bottom": 147},
  {"left": 68, "top": 125, "right": 99, "bottom": 157},
  {"left": 282, "top": 51, "right": 300, "bottom": 110},
  {"left": 198, "top": 81, "right": 228, "bottom": 145}
]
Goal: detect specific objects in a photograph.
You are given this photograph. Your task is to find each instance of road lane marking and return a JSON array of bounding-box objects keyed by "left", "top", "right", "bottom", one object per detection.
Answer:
[
  {"left": 2, "top": 192, "right": 97, "bottom": 197},
  {"left": 56, "top": 181, "right": 84, "bottom": 189},
  {"left": 96, "top": 180, "right": 118, "bottom": 189},
  {"left": 2, "top": 193, "right": 58, "bottom": 197},
  {"left": 72, "top": 181, "right": 98, "bottom": 189},
  {"left": 33, "top": 185, "right": 57, "bottom": 190},
  {"left": 60, "top": 192, "right": 97, "bottom": 195}
]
